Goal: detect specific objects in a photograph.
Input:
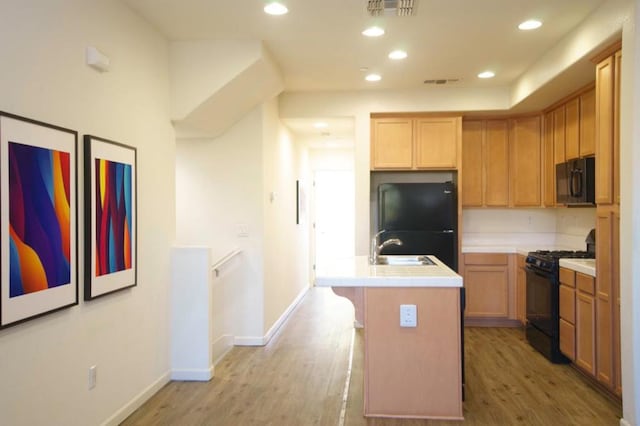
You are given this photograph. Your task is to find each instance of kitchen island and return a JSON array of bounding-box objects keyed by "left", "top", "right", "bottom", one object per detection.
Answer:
[{"left": 315, "top": 255, "right": 463, "bottom": 420}]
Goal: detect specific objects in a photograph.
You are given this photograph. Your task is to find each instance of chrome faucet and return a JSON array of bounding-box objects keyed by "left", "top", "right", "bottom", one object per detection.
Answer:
[{"left": 370, "top": 229, "right": 403, "bottom": 264}]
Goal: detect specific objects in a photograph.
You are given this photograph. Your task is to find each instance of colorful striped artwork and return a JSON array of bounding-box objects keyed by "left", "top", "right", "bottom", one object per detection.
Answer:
[
  {"left": 8, "top": 142, "right": 71, "bottom": 298},
  {"left": 95, "top": 158, "right": 132, "bottom": 276}
]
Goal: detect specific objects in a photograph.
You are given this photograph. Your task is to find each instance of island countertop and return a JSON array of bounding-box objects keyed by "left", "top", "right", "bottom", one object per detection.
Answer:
[{"left": 315, "top": 255, "right": 462, "bottom": 288}]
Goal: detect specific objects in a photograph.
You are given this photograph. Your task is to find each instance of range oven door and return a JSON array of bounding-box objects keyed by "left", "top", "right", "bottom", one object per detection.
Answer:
[{"left": 525, "top": 266, "right": 555, "bottom": 337}]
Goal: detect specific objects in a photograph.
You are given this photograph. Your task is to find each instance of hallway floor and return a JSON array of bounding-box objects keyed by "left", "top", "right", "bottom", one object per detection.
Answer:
[{"left": 122, "top": 287, "right": 621, "bottom": 426}]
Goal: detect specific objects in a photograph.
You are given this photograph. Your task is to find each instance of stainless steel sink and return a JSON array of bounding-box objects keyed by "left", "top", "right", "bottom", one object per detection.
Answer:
[{"left": 374, "top": 255, "right": 436, "bottom": 266}]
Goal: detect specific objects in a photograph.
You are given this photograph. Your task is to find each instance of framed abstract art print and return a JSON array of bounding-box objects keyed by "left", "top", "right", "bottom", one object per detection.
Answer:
[
  {"left": 0, "top": 112, "right": 78, "bottom": 328},
  {"left": 84, "top": 135, "right": 137, "bottom": 300}
]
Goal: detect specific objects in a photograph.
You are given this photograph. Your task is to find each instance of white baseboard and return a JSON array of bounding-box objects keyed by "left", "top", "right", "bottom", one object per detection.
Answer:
[
  {"left": 170, "top": 366, "right": 214, "bottom": 381},
  {"left": 101, "top": 370, "right": 171, "bottom": 426},
  {"left": 234, "top": 286, "right": 309, "bottom": 346},
  {"left": 212, "top": 334, "right": 234, "bottom": 365},
  {"left": 620, "top": 418, "right": 632, "bottom": 426}
]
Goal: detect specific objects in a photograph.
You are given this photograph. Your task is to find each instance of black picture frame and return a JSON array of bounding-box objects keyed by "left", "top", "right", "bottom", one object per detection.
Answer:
[
  {"left": 84, "top": 135, "right": 137, "bottom": 300},
  {"left": 0, "top": 111, "right": 78, "bottom": 328}
]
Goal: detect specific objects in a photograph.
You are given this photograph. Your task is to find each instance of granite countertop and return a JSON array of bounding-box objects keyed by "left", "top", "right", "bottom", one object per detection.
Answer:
[{"left": 314, "top": 255, "right": 462, "bottom": 288}]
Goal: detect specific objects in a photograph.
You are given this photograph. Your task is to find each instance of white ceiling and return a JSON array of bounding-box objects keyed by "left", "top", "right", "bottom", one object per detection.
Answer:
[{"left": 122, "top": 0, "right": 607, "bottom": 142}]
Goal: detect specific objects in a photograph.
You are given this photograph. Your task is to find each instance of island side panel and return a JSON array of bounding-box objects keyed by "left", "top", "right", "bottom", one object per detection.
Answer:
[{"left": 364, "top": 287, "right": 463, "bottom": 419}]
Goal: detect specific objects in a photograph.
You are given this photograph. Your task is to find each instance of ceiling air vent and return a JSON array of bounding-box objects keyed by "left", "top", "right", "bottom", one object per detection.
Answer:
[
  {"left": 367, "top": 0, "right": 416, "bottom": 17},
  {"left": 424, "top": 79, "right": 460, "bottom": 85}
]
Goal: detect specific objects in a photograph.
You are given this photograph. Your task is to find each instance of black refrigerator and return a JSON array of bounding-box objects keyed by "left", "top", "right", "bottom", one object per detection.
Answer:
[{"left": 377, "top": 181, "right": 457, "bottom": 271}]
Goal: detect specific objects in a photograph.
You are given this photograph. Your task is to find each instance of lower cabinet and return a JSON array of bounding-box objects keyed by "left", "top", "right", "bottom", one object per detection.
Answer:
[
  {"left": 559, "top": 267, "right": 597, "bottom": 377},
  {"left": 463, "top": 253, "right": 517, "bottom": 323}
]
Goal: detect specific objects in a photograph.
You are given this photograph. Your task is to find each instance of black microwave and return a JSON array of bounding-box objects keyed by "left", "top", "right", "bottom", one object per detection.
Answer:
[{"left": 556, "top": 157, "right": 595, "bottom": 206}]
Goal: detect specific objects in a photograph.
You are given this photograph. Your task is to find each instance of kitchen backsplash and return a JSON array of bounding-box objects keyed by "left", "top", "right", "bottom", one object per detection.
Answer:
[{"left": 462, "top": 208, "right": 596, "bottom": 250}]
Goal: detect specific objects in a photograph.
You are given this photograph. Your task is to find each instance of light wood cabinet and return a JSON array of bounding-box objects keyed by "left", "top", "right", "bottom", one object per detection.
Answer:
[
  {"left": 614, "top": 50, "right": 621, "bottom": 205},
  {"left": 509, "top": 116, "right": 542, "bottom": 207},
  {"left": 565, "top": 98, "right": 580, "bottom": 160},
  {"left": 463, "top": 253, "right": 517, "bottom": 322},
  {"left": 559, "top": 268, "right": 576, "bottom": 360},
  {"left": 580, "top": 89, "right": 596, "bottom": 157},
  {"left": 414, "top": 117, "right": 459, "bottom": 169},
  {"left": 370, "top": 115, "right": 461, "bottom": 171},
  {"left": 516, "top": 254, "right": 526, "bottom": 325},
  {"left": 595, "top": 55, "right": 615, "bottom": 204},
  {"left": 613, "top": 206, "right": 621, "bottom": 396},
  {"left": 553, "top": 106, "right": 566, "bottom": 164},
  {"left": 461, "top": 120, "right": 509, "bottom": 207},
  {"left": 461, "top": 121, "right": 483, "bottom": 206},
  {"left": 576, "top": 288, "right": 596, "bottom": 375},
  {"left": 370, "top": 117, "right": 413, "bottom": 169},
  {"left": 542, "top": 112, "right": 555, "bottom": 207}
]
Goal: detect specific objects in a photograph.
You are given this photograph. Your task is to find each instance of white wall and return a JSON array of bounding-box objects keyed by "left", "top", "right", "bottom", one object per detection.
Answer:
[
  {"left": 554, "top": 208, "right": 597, "bottom": 249},
  {"left": 0, "top": 1, "right": 176, "bottom": 425},
  {"left": 262, "top": 98, "right": 310, "bottom": 335},
  {"left": 175, "top": 106, "right": 265, "bottom": 341}
]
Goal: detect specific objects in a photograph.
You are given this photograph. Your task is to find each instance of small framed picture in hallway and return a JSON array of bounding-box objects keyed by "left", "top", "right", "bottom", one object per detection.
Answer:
[
  {"left": 84, "top": 135, "right": 137, "bottom": 300},
  {"left": 0, "top": 111, "right": 78, "bottom": 328}
]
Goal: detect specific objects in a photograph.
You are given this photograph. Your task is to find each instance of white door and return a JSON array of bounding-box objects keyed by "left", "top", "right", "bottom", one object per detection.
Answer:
[{"left": 313, "top": 170, "right": 355, "bottom": 274}]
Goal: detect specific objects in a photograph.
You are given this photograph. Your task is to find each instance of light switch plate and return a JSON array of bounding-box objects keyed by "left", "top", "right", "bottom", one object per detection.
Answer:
[{"left": 400, "top": 304, "right": 417, "bottom": 327}]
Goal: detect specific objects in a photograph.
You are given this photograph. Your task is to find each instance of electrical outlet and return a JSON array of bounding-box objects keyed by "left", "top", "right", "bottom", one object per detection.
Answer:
[
  {"left": 88, "top": 365, "right": 97, "bottom": 390},
  {"left": 400, "top": 304, "right": 417, "bottom": 327}
]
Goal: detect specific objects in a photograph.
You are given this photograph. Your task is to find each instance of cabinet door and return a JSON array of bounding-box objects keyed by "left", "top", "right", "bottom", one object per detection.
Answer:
[
  {"left": 579, "top": 88, "right": 596, "bottom": 157},
  {"left": 614, "top": 50, "right": 621, "bottom": 205},
  {"left": 462, "top": 120, "right": 484, "bottom": 207},
  {"left": 565, "top": 98, "right": 580, "bottom": 160},
  {"left": 371, "top": 118, "right": 413, "bottom": 169},
  {"left": 596, "top": 208, "right": 613, "bottom": 388},
  {"left": 560, "top": 319, "right": 576, "bottom": 361},
  {"left": 510, "top": 116, "right": 542, "bottom": 207},
  {"left": 595, "top": 56, "right": 614, "bottom": 204},
  {"left": 553, "top": 106, "right": 566, "bottom": 164},
  {"left": 559, "top": 284, "right": 576, "bottom": 324},
  {"left": 516, "top": 255, "right": 526, "bottom": 324},
  {"left": 543, "top": 112, "right": 555, "bottom": 207},
  {"left": 576, "top": 291, "right": 596, "bottom": 375},
  {"left": 485, "top": 120, "right": 510, "bottom": 207},
  {"left": 613, "top": 207, "right": 621, "bottom": 395},
  {"left": 414, "top": 117, "right": 459, "bottom": 169},
  {"left": 464, "top": 266, "right": 509, "bottom": 318}
]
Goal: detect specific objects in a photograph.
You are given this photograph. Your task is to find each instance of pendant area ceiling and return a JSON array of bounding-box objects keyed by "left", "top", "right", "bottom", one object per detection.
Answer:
[{"left": 123, "top": 0, "right": 606, "bottom": 92}]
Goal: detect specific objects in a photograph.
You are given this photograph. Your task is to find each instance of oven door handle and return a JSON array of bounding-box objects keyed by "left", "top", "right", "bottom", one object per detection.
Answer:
[{"left": 525, "top": 265, "right": 553, "bottom": 279}]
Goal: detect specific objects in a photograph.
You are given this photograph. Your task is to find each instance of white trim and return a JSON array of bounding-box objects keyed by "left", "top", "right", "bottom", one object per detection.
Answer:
[
  {"left": 212, "top": 334, "right": 234, "bottom": 364},
  {"left": 620, "top": 419, "right": 632, "bottom": 426},
  {"left": 234, "top": 286, "right": 309, "bottom": 346},
  {"left": 101, "top": 371, "right": 171, "bottom": 426},
  {"left": 170, "top": 367, "right": 214, "bottom": 381}
]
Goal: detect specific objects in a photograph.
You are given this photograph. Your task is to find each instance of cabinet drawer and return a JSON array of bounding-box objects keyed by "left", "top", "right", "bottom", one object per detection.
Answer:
[
  {"left": 559, "top": 268, "right": 575, "bottom": 288},
  {"left": 560, "top": 319, "right": 576, "bottom": 361},
  {"left": 464, "top": 253, "right": 508, "bottom": 266},
  {"left": 559, "top": 285, "right": 576, "bottom": 324},
  {"left": 577, "top": 273, "right": 595, "bottom": 296}
]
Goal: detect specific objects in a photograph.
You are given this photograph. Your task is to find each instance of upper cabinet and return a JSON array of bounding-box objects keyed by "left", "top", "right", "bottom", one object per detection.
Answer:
[
  {"left": 510, "top": 116, "right": 542, "bottom": 207},
  {"left": 370, "top": 115, "right": 461, "bottom": 171},
  {"left": 461, "top": 119, "right": 509, "bottom": 207},
  {"left": 370, "top": 117, "right": 413, "bottom": 169},
  {"left": 595, "top": 48, "right": 621, "bottom": 206},
  {"left": 579, "top": 89, "right": 596, "bottom": 158}
]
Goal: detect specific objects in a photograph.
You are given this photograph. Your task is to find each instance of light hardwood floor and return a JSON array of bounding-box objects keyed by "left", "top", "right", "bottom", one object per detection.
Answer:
[{"left": 122, "top": 287, "right": 621, "bottom": 426}]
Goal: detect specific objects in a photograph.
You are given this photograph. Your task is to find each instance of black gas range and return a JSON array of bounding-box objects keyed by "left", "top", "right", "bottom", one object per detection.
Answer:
[{"left": 525, "top": 250, "right": 595, "bottom": 363}]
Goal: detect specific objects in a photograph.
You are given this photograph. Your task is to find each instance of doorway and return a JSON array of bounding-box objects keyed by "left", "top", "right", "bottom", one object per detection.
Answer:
[{"left": 312, "top": 170, "right": 355, "bottom": 276}]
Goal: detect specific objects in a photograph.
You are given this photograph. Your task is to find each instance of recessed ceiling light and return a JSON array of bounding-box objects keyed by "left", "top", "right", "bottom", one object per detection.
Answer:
[
  {"left": 478, "top": 71, "right": 495, "bottom": 79},
  {"left": 264, "top": 2, "right": 288, "bottom": 15},
  {"left": 518, "top": 19, "right": 542, "bottom": 30},
  {"left": 362, "top": 26, "right": 385, "bottom": 37},
  {"left": 314, "top": 122, "right": 328, "bottom": 129},
  {"left": 365, "top": 73, "right": 382, "bottom": 82},
  {"left": 388, "top": 50, "right": 408, "bottom": 60}
]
